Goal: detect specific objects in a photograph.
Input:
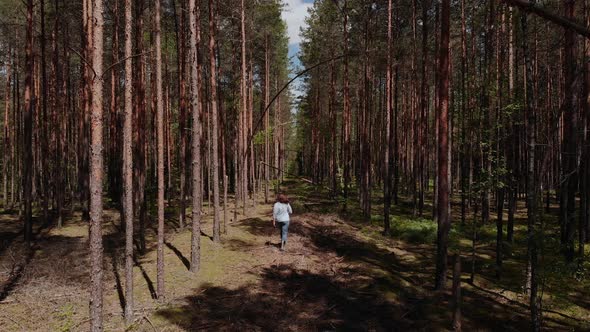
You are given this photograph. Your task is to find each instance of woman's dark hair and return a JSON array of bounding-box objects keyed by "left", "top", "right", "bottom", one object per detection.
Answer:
[{"left": 277, "top": 194, "right": 289, "bottom": 204}]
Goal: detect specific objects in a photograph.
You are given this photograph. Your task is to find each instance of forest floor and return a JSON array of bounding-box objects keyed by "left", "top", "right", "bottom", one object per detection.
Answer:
[{"left": 0, "top": 179, "right": 589, "bottom": 331}]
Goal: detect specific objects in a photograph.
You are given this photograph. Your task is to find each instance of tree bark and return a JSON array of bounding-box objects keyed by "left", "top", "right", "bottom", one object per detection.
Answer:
[
  {"left": 452, "top": 254, "right": 462, "bottom": 331},
  {"left": 40, "top": 0, "right": 50, "bottom": 224},
  {"left": 522, "top": 9, "right": 541, "bottom": 331},
  {"left": 173, "top": 0, "right": 187, "bottom": 230},
  {"left": 23, "top": 0, "right": 34, "bottom": 244},
  {"left": 560, "top": 0, "right": 578, "bottom": 262},
  {"left": 3, "top": 49, "right": 11, "bottom": 208},
  {"left": 209, "top": 0, "right": 221, "bottom": 243},
  {"left": 155, "top": 0, "right": 166, "bottom": 299},
  {"left": 134, "top": 0, "right": 147, "bottom": 255},
  {"left": 584, "top": 0, "right": 590, "bottom": 246},
  {"left": 435, "top": 0, "right": 450, "bottom": 291},
  {"left": 189, "top": 0, "right": 202, "bottom": 272},
  {"left": 240, "top": 0, "right": 248, "bottom": 214},
  {"left": 89, "top": 0, "right": 105, "bottom": 329},
  {"left": 123, "top": 0, "right": 134, "bottom": 322},
  {"left": 383, "top": 0, "right": 393, "bottom": 234},
  {"left": 503, "top": 0, "right": 590, "bottom": 38},
  {"left": 342, "top": 0, "right": 351, "bottom": 211},
  {"left": 53, "top": 0, "right": 64, "bottom": 228}
]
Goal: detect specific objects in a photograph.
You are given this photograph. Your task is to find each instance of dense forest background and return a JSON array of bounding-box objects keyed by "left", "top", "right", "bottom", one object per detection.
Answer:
[{"left": 0, "top": 0, "right": 589, "bottom": 330}]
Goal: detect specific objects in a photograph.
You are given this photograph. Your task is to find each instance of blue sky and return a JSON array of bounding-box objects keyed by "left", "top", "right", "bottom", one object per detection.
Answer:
[{"left": 281, "top": 0, "right": 314, "bottom": 101}]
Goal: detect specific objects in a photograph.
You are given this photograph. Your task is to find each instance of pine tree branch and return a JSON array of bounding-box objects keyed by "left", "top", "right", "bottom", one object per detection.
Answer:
[{"left": 503, "top": 0, "right": 590, "bottom": 38}]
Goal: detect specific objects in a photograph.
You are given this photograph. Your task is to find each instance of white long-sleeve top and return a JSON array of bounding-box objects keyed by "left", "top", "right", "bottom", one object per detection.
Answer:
[{"left": 273, "top": 202, "right": 293, "bottom": 222}]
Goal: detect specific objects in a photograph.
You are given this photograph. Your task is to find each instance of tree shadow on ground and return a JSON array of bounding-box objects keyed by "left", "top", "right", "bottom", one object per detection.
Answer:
[
  {"left": 165, "top": 241, "right": 191, "bottom": 270},
  {"left": 0, "top": 246, "right": 35, "bottom": 302},
  {"left": 0, "top": 213, "right": 55, "bottom": 257},
  {"left": 0, "top": 213, "right": 60, "bottom": 301},
  {"left": 155, "top": 260, "right": 569, "bottom": 331},
  {"left": 0, "top": 229, "right": 21, "bottom": 257},
  {"left": 222, "top": 238, "right": 259, "bottom": 251},
  {"left": 236, "top": 217, "right": 274, "bottom": 237},
  {"left": 156, "top": 264, "right": 414, "bottom": 331},
  {"left": 105, "top": 224, "right": 159, "bottom": 301},
  {"left": 230, "top": 208, "right": 582, "bottom": 330}
]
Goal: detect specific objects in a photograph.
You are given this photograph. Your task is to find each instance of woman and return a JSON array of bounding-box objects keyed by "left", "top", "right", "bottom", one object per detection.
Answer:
[{"left": 272, "top": 194, "right": 293, "bottom": 251}]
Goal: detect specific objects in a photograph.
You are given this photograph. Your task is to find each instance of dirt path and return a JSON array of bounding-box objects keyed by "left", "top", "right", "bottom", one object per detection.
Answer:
[{"left": 152, "top": 211, "right": 416, "bottom": 331}]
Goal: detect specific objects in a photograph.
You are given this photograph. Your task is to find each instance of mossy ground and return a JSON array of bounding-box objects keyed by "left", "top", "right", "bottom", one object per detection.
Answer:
[{"left": 0, "top": 179, "right": 588, "bottom": 331}]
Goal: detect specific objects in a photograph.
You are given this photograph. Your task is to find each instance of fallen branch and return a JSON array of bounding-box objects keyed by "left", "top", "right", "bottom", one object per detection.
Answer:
[
  {"left": 287, "top": 290, "right": 302, "bottom": 304},
  {"left": 1, "top": 314, "right": 25, "bottom": 330},
  {"left": 72, "top": 317, "right": 92, "bottom": 330},
  {"left": 142, "top": 315, "right": 157, "bottom": 332},
  {"left": 316, "top": 304, "right": 338, "bottom": 319}
]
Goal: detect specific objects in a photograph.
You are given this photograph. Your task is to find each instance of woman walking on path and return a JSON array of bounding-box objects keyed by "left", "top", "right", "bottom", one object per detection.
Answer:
[{"left": 272, "top": 194, "right": 293, "bottom": 251}]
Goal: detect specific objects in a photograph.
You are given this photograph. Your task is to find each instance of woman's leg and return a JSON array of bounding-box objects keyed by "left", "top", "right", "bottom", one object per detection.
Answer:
[
  {"left": 277, "top": 222, "right": 284, "bottom": 243},
  {"left": 281, "top": 221, "right": 289, "bottom": 243}
]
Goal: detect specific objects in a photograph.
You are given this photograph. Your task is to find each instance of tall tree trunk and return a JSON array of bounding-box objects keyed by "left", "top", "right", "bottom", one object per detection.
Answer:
[
  {"left": 173, "top": 0, "right": 187, "bottom": 230},
  {"left": 342, "top": 0, "right": 351, "bottom": 210},
  {"left": 560, "top": 0, "right": 578, "bottom": 262},
  {"left": 209, "top": 0, "right": 221, "bottom": 243},
  {"left": 135, "top": 0, "right": 147, "bottom": 254},
  {"left": 189, "top": 0, "right": 202, "bottom": 272},
  {"left": 54, "top": 0, "right": 64, "bottom": 228},
  {"left": 383, "top": 0, "right": 393, "bottom": 234},
  {"left": 108, "top": 0, "right": 120, "bottom": 205},
  {"left": 581, "top": 0, "right": 589, "bottom": 252},
  {"left": 3, "top": 49, "right": 11, "bottom": 208},
  {"left": 419, "top": 0, "right": 430, "bottom": 217},
  {"left": 79, "top": 0, "right": 91, "bottom": 222},
  {"left": 264, "top": 37, "right": 270, "bottom": 203},
  {"left": 40, "top": 0, "right": 50, "bottom": 224},
  {"left": 435, "top": 0, "right": 451, "bottom": 291},
  {"left": 155, "top": 0, "right": 166, "bottom": 299},
  {"left": 460, "top": 0, "right": 468, "bottom": 225},
  {"left": 89, "top": 0, "right": 105, "bottom": 329},
  {"left": 584, "top": 0, "right": 590, "bottom": 247},
  {"left": 240, "top": 0, "right": 248, "bottom": 214},
  {"left": 522, "top": 9, "right": 541, "bottom": 331},
  {"left": 11, "top": 63, "right": 18, "bottom": 209},
  {"left": 123, "top": 0, "right": 134, "bottom": 322},
  {"left": 23, "top": 0, "right": 34, "bottom": 244},
  {"left": 393, "top": 65, "right": 399, "bottom": 205},
  {"left": 495, "top": 3, "right": 505, "bottom": 279},
  {"left": 274, "top": 79, "right": 280, "bottom": 185}
]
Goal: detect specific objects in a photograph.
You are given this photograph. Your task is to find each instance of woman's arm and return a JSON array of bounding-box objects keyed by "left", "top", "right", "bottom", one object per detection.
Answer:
[{"left": 287, "top": 203, "right": 293, "bottom": 214}]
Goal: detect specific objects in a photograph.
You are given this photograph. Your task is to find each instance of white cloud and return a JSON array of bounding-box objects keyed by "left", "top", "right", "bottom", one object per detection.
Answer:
[{"left": 281, "top": 0, "right": 313, "bottom": 45}]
